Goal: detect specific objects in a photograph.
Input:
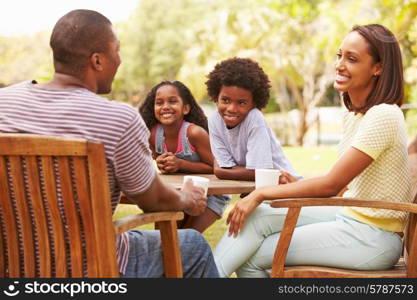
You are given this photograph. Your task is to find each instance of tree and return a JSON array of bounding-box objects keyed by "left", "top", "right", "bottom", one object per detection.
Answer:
[
  {"left": 0, "top": 31, "right": 52, "bottom": 86},
  {"left": 112, "top": 0, "right": 209, "bottom": 105}
]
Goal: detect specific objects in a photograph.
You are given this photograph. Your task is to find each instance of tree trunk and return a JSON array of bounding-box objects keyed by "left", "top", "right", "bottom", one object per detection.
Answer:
[{"left": 296, "top": 108, "right": 308, "bottom": 146}]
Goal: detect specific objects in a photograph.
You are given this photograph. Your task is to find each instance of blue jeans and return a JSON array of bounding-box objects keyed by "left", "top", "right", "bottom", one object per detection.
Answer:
[{"left": 121, "top": 229, "right": 219, "bottom": 278}]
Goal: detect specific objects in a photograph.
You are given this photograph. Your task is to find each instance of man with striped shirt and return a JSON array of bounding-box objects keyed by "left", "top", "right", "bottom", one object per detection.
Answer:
[{"left": 0, "top": 9, "right": 219, "bottom": 278}]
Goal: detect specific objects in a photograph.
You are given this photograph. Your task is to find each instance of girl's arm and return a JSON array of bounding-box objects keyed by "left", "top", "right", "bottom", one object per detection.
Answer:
[
  {"left": 178, "top": 125, "right": 213, "bottom": 173},
  {"left": 227, "top": 147, "right": 373, "bottom": 236},
  {"left": 149, "top": 126, "right": 158, "bottom": 159},
  {"left": 161, "top": 125, "right": 214, "bottom": 174}
]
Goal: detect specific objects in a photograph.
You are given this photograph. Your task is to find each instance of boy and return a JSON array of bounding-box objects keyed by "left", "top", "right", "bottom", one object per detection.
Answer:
[{"left": 205, "top": 57, "right": 300, "bottom": 182}]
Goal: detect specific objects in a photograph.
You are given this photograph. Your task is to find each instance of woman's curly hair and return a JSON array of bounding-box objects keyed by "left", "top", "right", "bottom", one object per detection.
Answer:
[
  {"left": 139, "top": 81, "right": 208, "bottom": 132},
  {"left": 205, "top": 57, "right": 271, "bottom": 109}
]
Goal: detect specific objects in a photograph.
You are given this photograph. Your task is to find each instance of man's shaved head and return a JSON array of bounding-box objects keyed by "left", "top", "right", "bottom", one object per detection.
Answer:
[{"left": 50, "top": 9, "right": 114, "bottom": 76}]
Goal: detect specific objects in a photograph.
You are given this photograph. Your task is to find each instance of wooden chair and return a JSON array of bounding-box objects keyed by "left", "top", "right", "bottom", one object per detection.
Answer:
[
  {"left": 0, "top": 134, "right": 184, "bottom": 278},
  {"left": 268, "top": 152, "right": 417, "bottom": 278}
]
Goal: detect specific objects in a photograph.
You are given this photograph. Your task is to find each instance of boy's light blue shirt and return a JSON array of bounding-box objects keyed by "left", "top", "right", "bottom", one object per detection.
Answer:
[{"left": 208, "top": 108, "right": 301, "bottom": 179}]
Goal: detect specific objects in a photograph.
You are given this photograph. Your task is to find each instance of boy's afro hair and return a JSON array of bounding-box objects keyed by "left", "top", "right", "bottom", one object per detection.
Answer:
[{"left": 205, "top": 57, "right": 271, "bottom": 109}]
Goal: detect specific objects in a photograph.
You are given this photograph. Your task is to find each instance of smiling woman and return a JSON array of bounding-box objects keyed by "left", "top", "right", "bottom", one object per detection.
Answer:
[
  {"left": 0, "top": 0, "right": 138, "bottom": 36},
  {"left": 213, "top": 24, "right": 412, "bottom": 279}
]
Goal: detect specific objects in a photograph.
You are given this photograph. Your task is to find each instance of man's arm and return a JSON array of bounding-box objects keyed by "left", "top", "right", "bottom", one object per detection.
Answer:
[
  {"left": 126, "top": 174, "right": 207, "bottom": 216},
  {"left": 114, "top": 112, "right": 206, "bottom": 216}
]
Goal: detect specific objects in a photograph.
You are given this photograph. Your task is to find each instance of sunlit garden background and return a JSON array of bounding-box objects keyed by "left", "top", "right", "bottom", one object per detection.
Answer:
[{"left": 2, "top": 0, "right": 417, "bottom": 248}]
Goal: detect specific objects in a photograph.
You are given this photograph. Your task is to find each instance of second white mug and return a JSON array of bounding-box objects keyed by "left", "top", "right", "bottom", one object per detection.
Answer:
[{"left": 255, "top": 169, "right": 281, "bottom": 189}]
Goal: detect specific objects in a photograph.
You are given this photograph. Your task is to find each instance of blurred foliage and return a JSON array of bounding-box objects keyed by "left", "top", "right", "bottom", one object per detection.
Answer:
[{"left": 1, "top": 0, "right": 417, "bottom": 142}]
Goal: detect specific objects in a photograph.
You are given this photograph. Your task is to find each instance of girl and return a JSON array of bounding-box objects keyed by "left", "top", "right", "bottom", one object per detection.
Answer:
[
  {"left": 214, "top": 24, "right": 413, "bottom": 277},
  {"left": 139, "top": 80, "right": 230, "bottom": 232}
]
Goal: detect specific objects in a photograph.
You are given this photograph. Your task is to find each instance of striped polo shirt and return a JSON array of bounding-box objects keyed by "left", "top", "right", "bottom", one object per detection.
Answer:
[{"left": 0, "top": 80, "right": 156, "bottom": 274}]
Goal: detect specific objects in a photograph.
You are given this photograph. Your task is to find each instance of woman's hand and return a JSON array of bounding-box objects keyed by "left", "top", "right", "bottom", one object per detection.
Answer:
[{"left": 227, "top": 190, "right": 263, "bottom": 237}]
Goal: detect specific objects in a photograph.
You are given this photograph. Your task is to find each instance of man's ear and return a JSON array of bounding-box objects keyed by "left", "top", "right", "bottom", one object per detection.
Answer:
[
  {"left": 90, "top": 53, "right": 103, "bottom": 71},
  {"left": 183, "top": 104, "right": 191, "bottom": 115}
]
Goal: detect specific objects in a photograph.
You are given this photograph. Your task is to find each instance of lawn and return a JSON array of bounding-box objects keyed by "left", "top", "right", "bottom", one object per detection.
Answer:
[{"left": 112, "top": 146, "right": 338, "bottom": 249}]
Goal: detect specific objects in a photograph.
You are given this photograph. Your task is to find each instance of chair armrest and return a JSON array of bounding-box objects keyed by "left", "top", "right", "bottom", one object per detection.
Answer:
[
  {"left": 267, "top": 197, "right": 417, "bottom": 214},
  {"left": 113, "top": 211, "right": 184, "bottom": 235}
]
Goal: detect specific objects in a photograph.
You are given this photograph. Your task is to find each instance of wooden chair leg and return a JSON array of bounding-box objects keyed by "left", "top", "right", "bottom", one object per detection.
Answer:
[
  {"left": 156, "top": 220, "right": 183, "bottom": 278},
  {"left": 271, "top": 207, "right": 301, "bottom": 278}
]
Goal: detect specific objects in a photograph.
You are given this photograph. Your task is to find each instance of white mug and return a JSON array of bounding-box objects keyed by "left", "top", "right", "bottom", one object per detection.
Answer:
[
  {"left": 255, "top": 169, "right": 281, "bottom": 189},
  {"left": 183, "top": 175, "right": 210, "bottom": 196}
]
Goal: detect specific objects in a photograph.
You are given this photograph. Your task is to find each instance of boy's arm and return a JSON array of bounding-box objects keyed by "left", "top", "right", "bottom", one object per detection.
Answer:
[
  {"left": 209, "top": 121, "right": 237, "bottom": 168},
  {"left": 213, "top": 160, "right": 255, "bottom": 181}
]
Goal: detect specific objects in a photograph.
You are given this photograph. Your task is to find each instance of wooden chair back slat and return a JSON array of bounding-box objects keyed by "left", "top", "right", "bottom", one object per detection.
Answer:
[
  {"left": 56, "top": 156, "right": 83, "bottom": 277},
  {"left": 0, "top": 216, "right": 4, "bottom": 276},
  {"left": 8, "top": 156, "right": 36, "bottom": 277},
  {"left": 404, "top": 153, "right": 417, "bottom": 277},
  {"left": 72, "top": 156, "right": 99, "bottom": 277},
  {"left": 407, "top": 219, "right": 417, "bottom": 277},
  {"left": 0, "top": 156, "right": 21, "bottom": 277},
  {"left": 404, "top": 194, "right": 417, "bottom": 277},
  {"left": 87, "top": 142, "right": 118, "bottom": 277},
  {"left": 25, "top": 156, "right": 51, "bottom": 277},
  {"left": 0, "top": 134, "right": 119, "bottom": 278},
  {"left": 40, "top": 156, "right": 68, "bottom": 277}
]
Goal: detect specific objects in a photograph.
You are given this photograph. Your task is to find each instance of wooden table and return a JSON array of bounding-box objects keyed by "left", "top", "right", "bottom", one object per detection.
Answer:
[
  {"left": 120, "top": 174, "right": 255, "bottom": 204},
  {"left": 160, "top": 174, "right": 255, "bottom": 195}
]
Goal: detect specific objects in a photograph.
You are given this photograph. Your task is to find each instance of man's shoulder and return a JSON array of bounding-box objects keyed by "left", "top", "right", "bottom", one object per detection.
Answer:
[
  {"left": 0, "top": 81, "right": 31, "bottom": 94},
  {"left": 69, "top": 90, "right": 139, "bottom": 122},
  {"left": 98, "top": 97, "right": 137, "bottom": 114}
]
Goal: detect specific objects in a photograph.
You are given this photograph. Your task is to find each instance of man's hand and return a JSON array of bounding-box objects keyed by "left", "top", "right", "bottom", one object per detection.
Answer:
[{"left": 181, "top": 178, "right": 207, "bottom": 216}]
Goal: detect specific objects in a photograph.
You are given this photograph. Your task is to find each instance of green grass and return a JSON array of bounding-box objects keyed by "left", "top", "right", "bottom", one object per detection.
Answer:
[
  {"left": 282, "top": 146, "right": 337, "bottom": 178},
  {"left": 113, "top": 146, "right": 338, "bottom": 249}
]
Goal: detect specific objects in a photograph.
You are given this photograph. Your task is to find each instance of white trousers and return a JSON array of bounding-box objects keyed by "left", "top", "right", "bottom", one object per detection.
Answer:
[{"left": 214, "top": 203, "right": 402, "bottom": 278}]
